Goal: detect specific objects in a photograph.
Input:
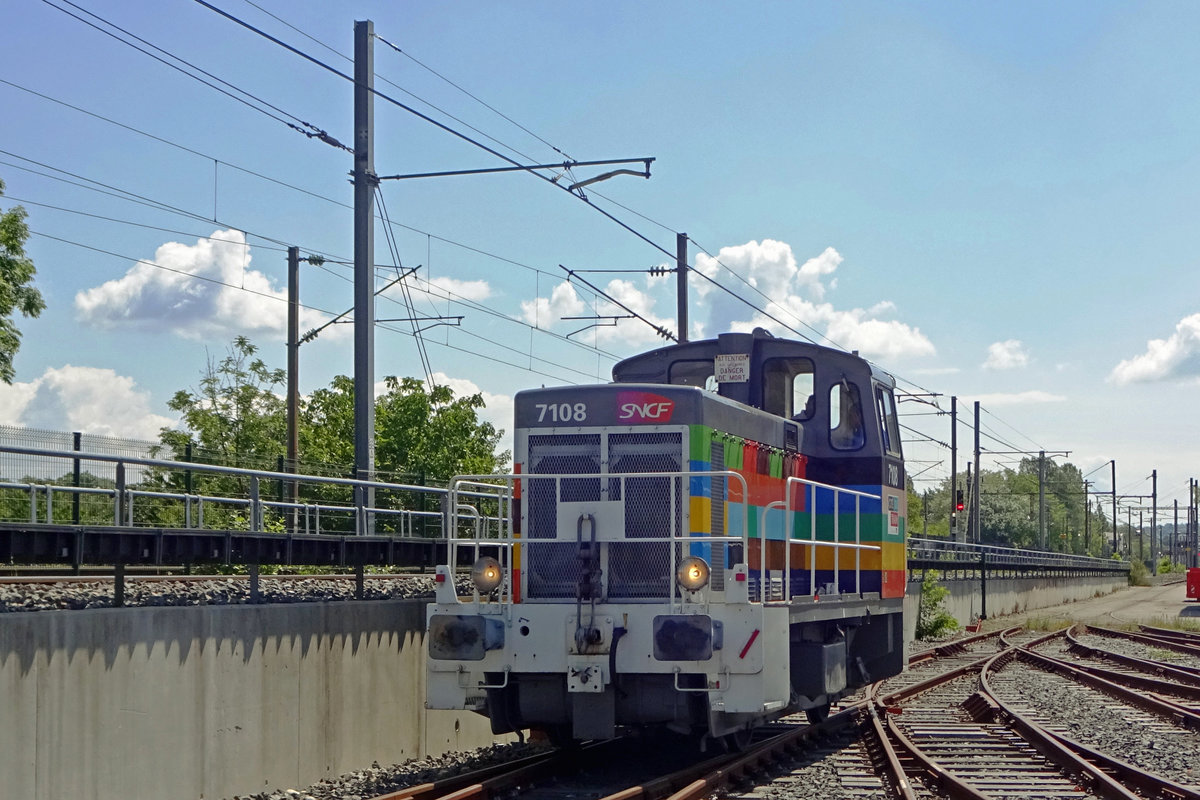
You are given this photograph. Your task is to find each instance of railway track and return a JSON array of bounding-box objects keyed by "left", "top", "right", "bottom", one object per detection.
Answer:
[
  {"left": 363, "top": 716, "right": 877, "bottom": 800},
  {"left": 355, "top": 630, "right": 1044, "bottom": 800},
  {"left": 874, "top": 632, "right": 1117, "bottom": 800},
  {"left": 357, "top": 625, "right": 1200, "bottom": 800},
  {"left": 748, "top": 625, "right": 1200, "bottom": 800},
  {"left": 981, "top": 629, "right": 1200, "bottom": 798}
]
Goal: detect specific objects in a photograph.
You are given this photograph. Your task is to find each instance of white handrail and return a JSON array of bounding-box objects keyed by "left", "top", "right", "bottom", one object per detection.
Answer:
[
  {"left": 784, "top": 476, "right": 882, "bottom": 599},
  {"left": 445, "top": 470, "right": 749, "bottom": 612}
]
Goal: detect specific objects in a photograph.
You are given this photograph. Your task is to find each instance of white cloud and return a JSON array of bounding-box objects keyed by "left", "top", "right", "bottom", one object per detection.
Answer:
[
  {"left": 1109, "top": 313, "right": 1200, "bottom": 385},
  {"left": 410, "top": 275, "right": 492, "bottom": 302},
  {"left": 964, "top": 390, "right": 1066, "bottom": 406},
  {"left": 428, "top": 373, "right": 513, "bottom": 438},
  {"left": 74, "top": 229, "right": 333, "bottom": 341},
  {"left": 692, "top": 240, "right": 935, "bottom": 361},
  {"left": 520, "top": 279, "right": 673, "bottom": 347},
  {"left": 983, "top": 339, "right": 1030, "bottom": 370},
  {"left": 693, "top": 239, "right": 803, "bottom": 303},
  {"left": 797, "top": 246, "right": 843, "bottom": 300},
  {"left": 523, "top": 240, "right": 933, "bottom": 358},
  {"left": 0, "top": 365, "right": 174, "bottom": 439},
  {"left": 911, "top": 366, "right": 962, "bottom": 376},
  {"left": 823, "top": 314, "right": 935, "bottom": 361},
  {"left": 520, "top": 281, "right": 586, "bottom": 327},
  {"left": 0, "top": 380, "right": 38, "bottom": 426}
]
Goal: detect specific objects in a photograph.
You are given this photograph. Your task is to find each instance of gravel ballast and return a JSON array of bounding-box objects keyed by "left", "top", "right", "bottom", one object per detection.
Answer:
[
  {"left": 0, "top": 574, "right": 470, "bottom": 613},
  {"left": 226, "top": 743, "right": 549, "bottom": 800},
  {"left": 990, "top": 661, "right": 1200, "bottom": 788}
]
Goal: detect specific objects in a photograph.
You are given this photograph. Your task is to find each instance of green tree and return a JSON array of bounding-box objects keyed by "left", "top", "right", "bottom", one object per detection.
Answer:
[
  {"left": 919, "top": 459, "right": 1116, "bottom": 556},
  {"left": 147, "top": 337, "right": 508, "bottom": 532},
  {"left": 146, "top": 336, "right": 286, "bottom": 529},
  {"left": 159, "top": 335, "right": 287, "bottom": 468},
  {"left": 302, "top": 374, "right": 508, "bottom": 481},
  {"left": 906, "top": 477, "right": 924, "bottom": 536},
  {"left": 979, "top": 468, "right": 1036, "bottom": 547},
  {"left": 0, "top": 471, "right": 116, "bottom": 525},
  {"left": 0, "top": 178, "right": 46, "bottom": 383}
]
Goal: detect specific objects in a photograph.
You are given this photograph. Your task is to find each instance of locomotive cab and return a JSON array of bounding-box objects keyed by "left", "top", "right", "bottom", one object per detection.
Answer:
[{"left": 427, "top": 329, "right": 907, "bottom": 744}]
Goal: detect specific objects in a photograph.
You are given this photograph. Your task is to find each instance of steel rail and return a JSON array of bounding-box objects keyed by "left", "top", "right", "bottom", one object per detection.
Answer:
[
  {"left": 1016, "top": 647, "right": 1200, "bottom": 729},
  {"left": 1031, "top": 645, "right": 1200, "bottom": 703},
  {"left": 1066, "top": 627, "right": 1200, "bottom": 682},
  {"left": 878, "top": 628, "right": 1055, "bottom": 707},
  {"left": 1138, "top": 624, "right": 1200, "bottom": 643},
  {"left": 878, "top": 709, "right": 991, "bottom": 800},
  {"left": 870, "top": 657, "right": 994, "bottom": 800},
  {"left": 1086, "top": 625, "right": 1200, "bottom": 659},
  {"left": 871, "top": 635, "right": 1037, "bottom": 799},
  {"left": 1038, "top": 728, "right": 1200, "bottom": 800},
  {"left": 650, "top": 708, "right": 870, "bottom": 800},
  {"left": 907, "top": 626, "right": 1006, "bottom": 665},
  {"left": 370, "top": 741, "right": 613, "bottom": 800},
  {"left": 973, "top": 650, "right": 1142, "bottom": 800},
  {"left": 368, "top": 750, "right": 558, "bottom": 800},
  {"left": 877, "top": 628, "right": 1141, "bottom": 800},
  {"left": 978, "top": 648, "right": 1195, "bottom": 800},
  {"left": 1075, "top": 633, "right": 1200, "bottom": 681},
  {"left": 858, "top": 703, "right": 919, "bottom": 800},
  {"left": 367, "top": 713, "right": 866, "bottom": 800}
]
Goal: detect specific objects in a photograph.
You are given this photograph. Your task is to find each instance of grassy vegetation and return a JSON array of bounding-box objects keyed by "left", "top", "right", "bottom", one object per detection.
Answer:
[
  {"left": 1141, "top": 615, "right": 1200, "bottom": 633},
  {"left": 1147, "top": 647, "right": 1186, "bottom": 663},
  {"left": 1022, "top": 616, "right": 1073, "bottom": 632}
]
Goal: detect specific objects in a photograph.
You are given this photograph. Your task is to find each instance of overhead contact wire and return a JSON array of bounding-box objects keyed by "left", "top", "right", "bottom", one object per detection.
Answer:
[{"left": 36, "top": 0, "right": 349, "bottom": 150}]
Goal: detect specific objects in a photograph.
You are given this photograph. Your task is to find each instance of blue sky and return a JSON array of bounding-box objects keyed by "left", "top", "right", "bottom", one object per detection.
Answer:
[{"left": 2, "top": 0, "right": 1199, "bottom": 511}]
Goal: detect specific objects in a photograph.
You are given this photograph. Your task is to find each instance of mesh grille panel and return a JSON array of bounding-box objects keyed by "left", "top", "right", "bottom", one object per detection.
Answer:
[
  {"left": 608, "top": 433, "right": 683, "bottom": 599},
  {"left": 710, "top": 441, "right": 727, "bottom": 591},
  {"left": 525, "top": 435, "right": 601, "bottom": 599},
  {"left": 523, "top": 430, "right": 683, "bottom": 600}
]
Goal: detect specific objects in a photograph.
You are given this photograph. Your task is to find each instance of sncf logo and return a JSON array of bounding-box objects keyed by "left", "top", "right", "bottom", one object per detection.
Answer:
[{"left": 617, "top": 391, "right": 675, "bottom": 423}]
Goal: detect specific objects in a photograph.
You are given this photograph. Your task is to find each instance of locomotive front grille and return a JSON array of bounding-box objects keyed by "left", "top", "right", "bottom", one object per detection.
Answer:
[{"left": 525, "top": 430, "right": 684, "bottom": 600}]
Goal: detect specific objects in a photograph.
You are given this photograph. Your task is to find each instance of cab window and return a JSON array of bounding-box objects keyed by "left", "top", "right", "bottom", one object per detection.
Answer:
[
  {"left": 669, "top": 359, "right": 717, "bottom": 392},
  {"left": 762, "top": 357, "right": 815, "bottom": 419},
  {"left": 876, "top": 387, "right": 902, "bottom": 456},
  {"left": 830, "top": 381, "right": 865, "bottom": 450}
]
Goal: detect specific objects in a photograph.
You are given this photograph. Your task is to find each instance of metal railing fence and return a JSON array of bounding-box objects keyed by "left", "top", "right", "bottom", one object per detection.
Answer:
[
  {"left": 0, "top": 444, "right": 451, "bottom": 538},
  {"left": 908, "top": 536, "right": 1130, "bottom": 572}
]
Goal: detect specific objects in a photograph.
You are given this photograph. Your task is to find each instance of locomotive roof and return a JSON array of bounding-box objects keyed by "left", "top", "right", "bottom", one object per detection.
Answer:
[{"left": 612, "top": 328, "right": 895, "bottom": 388}]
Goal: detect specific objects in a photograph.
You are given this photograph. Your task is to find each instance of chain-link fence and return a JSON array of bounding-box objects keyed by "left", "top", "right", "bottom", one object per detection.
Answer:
[{"left": 0, "top": 425, "right": 156, "bottom": 484}]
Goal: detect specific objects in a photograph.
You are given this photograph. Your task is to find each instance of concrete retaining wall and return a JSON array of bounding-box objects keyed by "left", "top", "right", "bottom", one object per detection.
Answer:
[
  {"left": 2, "top": 578, "right": 1130, "bottom": 799},
  {"left": 0, "top": 600, "right": 499, "bottom": 800},
  {"left": 903, "top": 573, "right": 1128, "bottom": 642}
]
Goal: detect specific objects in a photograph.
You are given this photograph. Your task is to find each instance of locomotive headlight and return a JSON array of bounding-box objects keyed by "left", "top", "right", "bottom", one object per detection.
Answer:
[
  {"left": 677, "top": 556, "right": 710, "bottom": 592},
  {"left": 471, "top": 556, "right": 504, "bottom": 593}
]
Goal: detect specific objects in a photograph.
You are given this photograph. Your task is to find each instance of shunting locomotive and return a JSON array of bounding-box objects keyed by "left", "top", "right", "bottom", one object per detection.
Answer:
[{"left": 426, "top": 328, "right": 907, "bottom": 746}]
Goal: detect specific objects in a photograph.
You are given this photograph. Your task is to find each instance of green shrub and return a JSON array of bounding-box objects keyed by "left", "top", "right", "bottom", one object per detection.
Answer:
[
  {"left": 916, "top": 571, "right": 959, "bottom": 640},
  {"left": 1128, "top": 559, "right": 1150, "bottom": 586},
  {"left": 1155, "top": 557, "right": 1186, "bottom": 574}
]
